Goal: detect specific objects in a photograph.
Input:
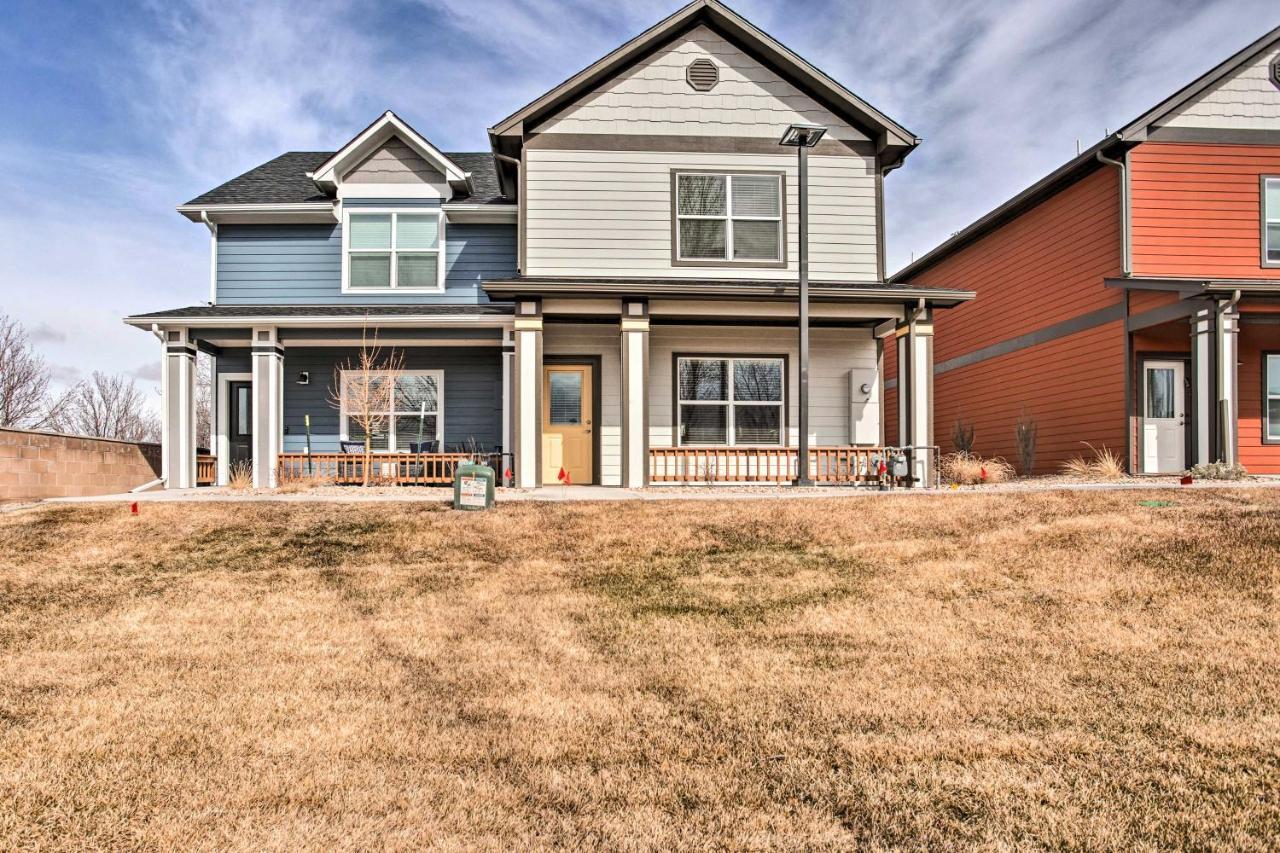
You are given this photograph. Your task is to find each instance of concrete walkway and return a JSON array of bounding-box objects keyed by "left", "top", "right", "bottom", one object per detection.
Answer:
[{"left": 9, "top": 477, "right": 1278, "bottom": 510}]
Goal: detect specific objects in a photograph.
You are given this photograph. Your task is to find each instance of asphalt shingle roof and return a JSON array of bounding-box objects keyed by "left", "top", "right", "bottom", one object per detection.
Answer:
[{"left": 184, "top": 151, "right": 509, "bottom": 207}]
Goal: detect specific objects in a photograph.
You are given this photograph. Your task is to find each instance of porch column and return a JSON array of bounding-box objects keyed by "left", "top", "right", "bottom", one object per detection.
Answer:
[
  {"left": 896, "top": 307, "right": 934, "bottom": 487},
  {"left": 1191, "top": 307, "right": 1214, "bottom": 466},
  {"left": 513, "top": 300, "right": 543, "bottom": 489},
  {"left": 161, "top": 328, "right": 196, "bottom": 489},
  {"left": 250, "top": 326, "right": 284, "bottom": 488},
  {"left": 502, "top": 330, "right": 514, "bottom": 481},
  {"left": 620, "top": 299, "right": 649, "bottom": 489},
  {"left": 1216, "top": 300, "right": 1240, "bottom": 464}
]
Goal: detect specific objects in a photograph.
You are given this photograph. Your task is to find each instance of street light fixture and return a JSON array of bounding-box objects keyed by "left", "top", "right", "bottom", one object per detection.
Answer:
[{"left": 779, "top": 123, "right": 826, "bottom": 485}]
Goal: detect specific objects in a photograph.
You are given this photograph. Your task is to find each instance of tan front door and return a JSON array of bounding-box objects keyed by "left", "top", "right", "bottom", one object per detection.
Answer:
[{"left": 542, "top": 364, "right": 593, "bottom": 485}]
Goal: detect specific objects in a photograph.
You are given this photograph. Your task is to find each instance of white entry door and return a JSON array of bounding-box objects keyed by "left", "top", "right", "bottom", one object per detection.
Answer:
[{"left": 1142, "top": 360, "right": 1186, "bottom": 474}]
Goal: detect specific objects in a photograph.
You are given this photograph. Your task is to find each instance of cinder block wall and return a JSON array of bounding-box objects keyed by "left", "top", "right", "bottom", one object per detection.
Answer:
[{"left": 0, "top": 429, "right": 162, "bottom": 500}]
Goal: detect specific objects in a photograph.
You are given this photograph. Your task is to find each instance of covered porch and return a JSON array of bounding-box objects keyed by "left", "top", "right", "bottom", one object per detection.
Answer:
[{"left": 1121, "top": 279, "right": 1280, "bottom": 475}]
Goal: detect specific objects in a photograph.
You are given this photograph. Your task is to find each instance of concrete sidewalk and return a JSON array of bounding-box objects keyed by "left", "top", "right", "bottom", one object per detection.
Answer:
[{"left": 9, "top": 476, "right": 1278, "bottom": 510}]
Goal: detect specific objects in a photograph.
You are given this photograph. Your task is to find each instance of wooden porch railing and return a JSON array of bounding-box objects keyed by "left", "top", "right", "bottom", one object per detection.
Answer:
[
  {"left": 649, "top": 446, "right": 935, "bottom": 486},
  {"left": 196, "top": 454, "right": 216, "bottom": 486},
  {"left": 276, "top": 452, "right": 504, "bottom": 486}
]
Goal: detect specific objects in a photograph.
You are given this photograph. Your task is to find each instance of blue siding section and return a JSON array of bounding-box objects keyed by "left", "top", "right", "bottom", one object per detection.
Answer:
[
  {"left": 216, "top": 346, "right": 503, "bottom": 453},
  {"left": 216, "top": 221, "right": 516, "bottom": 305}
]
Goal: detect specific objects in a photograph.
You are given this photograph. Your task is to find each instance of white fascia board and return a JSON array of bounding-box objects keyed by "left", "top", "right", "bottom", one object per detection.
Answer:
[
  {"left": 308, "top": 111, "right": 467, "bottom": 188},
  {"left": 444, "top": 205, "right": 518, "bottom": 224},
  {"left": 178, "top": 203, "right": 336, "bottom": 224}
]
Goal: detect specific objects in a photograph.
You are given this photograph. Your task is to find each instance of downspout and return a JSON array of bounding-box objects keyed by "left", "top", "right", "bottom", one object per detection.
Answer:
[
  {"left": 1097, "top": 147, "right": 1133, "bottom": 468},
  {"left": 494, "top": 151, "right": 522, "bottom": 274}
]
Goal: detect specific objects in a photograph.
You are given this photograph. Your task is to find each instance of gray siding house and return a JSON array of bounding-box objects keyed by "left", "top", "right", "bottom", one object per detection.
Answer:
[{"left": 126, "top": 0, "right": 971, "bottom": 490}]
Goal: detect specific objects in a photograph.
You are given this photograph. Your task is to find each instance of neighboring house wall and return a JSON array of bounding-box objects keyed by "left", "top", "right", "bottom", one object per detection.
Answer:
[
  {"left": 893, "top": 167, "right": 1125, "bottom": 472},
  {"left": 216, "top": 347, "right": 504, "bottom": 453},
  {"left": 0, "top": 428, "right": 161, "bottom": 499},
  {"left": 522, "top": 24, "right": 879, "bottom": 282},
  {"left": 1129, "top": 142, "right": 1280, "bottom": 279},
  {"left": 1238, "top": 318, "right": 1280, "bottom": 474},
  {"left": 215, "top": 222, "right": 516, "bottom": 304}
]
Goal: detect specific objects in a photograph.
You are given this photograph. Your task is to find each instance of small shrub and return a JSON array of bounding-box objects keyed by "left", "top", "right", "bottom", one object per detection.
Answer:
[
  {"left": 1060, "top": 442, "right": 1126, "bottom": 481},
  {"left": 1014, "top": 411, "right": 1038, "bottom": 475},
  {"left": 940, "top": 452, "right": 1016, "bottom": 485},
  {"left": 951, "top": 419, "right": 975, "bottom": 454},
  {"left": 1188, "top": 461, "right": 1249, "bottom": 480},
  {"left": 227, "top": 462, "right": 253, "bottom": 491}
]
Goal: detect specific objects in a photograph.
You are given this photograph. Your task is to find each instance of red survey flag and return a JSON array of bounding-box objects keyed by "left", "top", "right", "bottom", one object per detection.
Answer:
[
  {"left": 130, "top": 502, "right": 139, "bottom": 515},
  {"left": 557, "top": 467, "right": 571, "bottom": 486}
]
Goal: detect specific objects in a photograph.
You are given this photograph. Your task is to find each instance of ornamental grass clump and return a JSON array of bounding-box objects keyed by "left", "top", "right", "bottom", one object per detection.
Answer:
[
  {"left": 939, "top": 451, "right": 1015, "bottom": 485},
  {"left": 1061, "top": 442, "right": 1126, "bottom": 480}
]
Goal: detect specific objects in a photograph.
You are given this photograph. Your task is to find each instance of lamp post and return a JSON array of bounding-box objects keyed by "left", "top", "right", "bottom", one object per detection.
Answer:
[{"left": 779, "top": 123, "right": 826, "bottom": 485}]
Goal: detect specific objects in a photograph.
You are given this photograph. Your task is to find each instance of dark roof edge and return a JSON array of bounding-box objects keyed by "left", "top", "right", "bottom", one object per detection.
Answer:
[
  {"left": 892, "top": 23, "right": 1280, "bottom": 283},
  {"left": 482, "top": 276, "right": 974, "bottom": 306},
  {"left": 891, "top": 136, "right": 1122, "bottom": 282}
]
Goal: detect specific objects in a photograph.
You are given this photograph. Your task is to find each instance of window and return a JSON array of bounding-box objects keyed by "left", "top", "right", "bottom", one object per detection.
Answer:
[
  {"left": 676, "top": 357, "right": 784, "bottom": 445},
  {"left": 674, "top": 173, "right": 783, "bottom": 264},
  {"left": 1265, "top": 177, "right": 1280, "bottom": 266},
  {"left": 1266, "top": 354, "right": 1280, "bottom": 442},
  {"left": 340, "top": 370, "right": 443, "bottom": 451},
  {"left": 343, "top": 210, "right": 445, "bottom": 291}
]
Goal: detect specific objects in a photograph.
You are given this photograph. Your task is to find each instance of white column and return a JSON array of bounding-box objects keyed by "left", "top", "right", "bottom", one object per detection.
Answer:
[
  {"left": 513, "top": 302, "right": 542, "bottom": 489},
  {"left": 620, "top": 300, "right": 649, "bottom": 489},
  {"left": 1191, "top": 307, "right": 1214, "bottom": 466},
  {"left": 501, "top": 333, "right": 514, "bottom": 478},
  {"left": 161, "top": 328, "right": 196, "bottom": 489},
  {"left": 250, "top": 326, "right": 284, "bottom": 488},
  {"left": 897, "top": 311, "right": 934, "bottom": 487},
  {"left": 1216, "top": 301, "right": 1240, "bottom": 465}
]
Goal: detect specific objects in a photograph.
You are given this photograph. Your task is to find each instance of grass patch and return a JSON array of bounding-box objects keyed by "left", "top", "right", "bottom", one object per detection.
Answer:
[{"left": 0, "top": 490, "right": 1277, "bottom": 848}]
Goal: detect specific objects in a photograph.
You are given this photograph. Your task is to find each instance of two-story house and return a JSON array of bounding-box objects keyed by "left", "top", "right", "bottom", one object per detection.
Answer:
[
  {"left": 126, "top": 0, "right": 972, "bottom": 490},
  {"left": 889, "top": 25, "right": 1280, "bottom": 476}
]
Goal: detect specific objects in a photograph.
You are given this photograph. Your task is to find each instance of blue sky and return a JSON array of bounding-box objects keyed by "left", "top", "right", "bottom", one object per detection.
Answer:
[{"left": 1, "top": 0, "right": 1275, "bottom": 406}]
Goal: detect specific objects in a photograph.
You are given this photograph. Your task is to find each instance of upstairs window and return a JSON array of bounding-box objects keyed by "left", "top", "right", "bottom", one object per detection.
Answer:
[
  {"left": 674, "top": 173, "right": 784, "bottom": 265},
  {"left": 677, "top": 356, "right": 784, "bottom": 445},
  {"left": 1265, "top": 177, "right": 1280, "bottom": 266},
  {"left": 343, "top": 210, "right": 445, "bottom": 291}
]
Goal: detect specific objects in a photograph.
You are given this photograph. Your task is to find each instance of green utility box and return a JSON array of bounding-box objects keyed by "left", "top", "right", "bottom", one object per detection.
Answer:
[{"left": 453, "top": 461, "right": 496, "bottom": 511}]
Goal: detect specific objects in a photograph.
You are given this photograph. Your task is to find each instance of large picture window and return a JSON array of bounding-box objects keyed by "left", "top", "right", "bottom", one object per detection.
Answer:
[
  {"left": 675, "top": 173, "right": 783, "bottom": 264},
  {"left": 1265, "top": 177, "right": 1280, "bottom": 266},
  {"left": 340, "top": 370, "right": 444, "bottom": 451},
  {"left": 677, "top": 356, "right": 784, "bottom": 445},
  {"left": 1266, "top": 353, "right": 1280, "bottom": 442},
  {"left": 343, "top": 210, "right": 445, "bottom": 291}
]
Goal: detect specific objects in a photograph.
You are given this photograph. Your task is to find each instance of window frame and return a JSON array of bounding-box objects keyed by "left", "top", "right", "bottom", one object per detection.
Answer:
[
  {"left": 341, "top": 207, "right": 447, "bottom": 293},
  {"left": 1263, "top": 175, "right": 1280, "bottom": 269},
  {"left": 673, "top": 354, "right": 788, "bottom": 447},
  {"left": 670, "top": 170, "right": 787, "bottom": 269},
  {"left": 338, "top": 368, "right": 445, "bottom": 452},
  {"left": 1265, "top": 351, "right": 1280, "bottom": 445}
]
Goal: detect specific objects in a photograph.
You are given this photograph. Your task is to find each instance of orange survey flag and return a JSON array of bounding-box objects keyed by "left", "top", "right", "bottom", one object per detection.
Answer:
[{"left": 557, "top": 467, "right": 571, "bottom": 485}]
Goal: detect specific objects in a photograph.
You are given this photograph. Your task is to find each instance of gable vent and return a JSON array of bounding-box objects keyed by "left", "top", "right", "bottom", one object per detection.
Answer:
[
  {"left": 1271, "top": 54, "right": 1280, "bottom": 91},
  {"left": 686, "top": 58, "right": 719, "bottom": 92}
]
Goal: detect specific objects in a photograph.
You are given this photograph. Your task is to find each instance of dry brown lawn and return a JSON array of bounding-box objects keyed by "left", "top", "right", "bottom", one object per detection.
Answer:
[{"left": 1, "top": 490, "right": 1277, "bottom": 850}]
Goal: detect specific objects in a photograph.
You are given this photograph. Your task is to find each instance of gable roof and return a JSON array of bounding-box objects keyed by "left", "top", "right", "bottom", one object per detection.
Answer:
[
  {"left": 892, "top": 23, "right": 1280, "bottom": 282},
  {"left": 179, "top": 151, "right": 507, "bottom": 219},
  {"left": 488, "top": 0, "right": 918, "bottom": 193},
  {"left": 309, "top": 111, "right": 470, "bottom": 191}
]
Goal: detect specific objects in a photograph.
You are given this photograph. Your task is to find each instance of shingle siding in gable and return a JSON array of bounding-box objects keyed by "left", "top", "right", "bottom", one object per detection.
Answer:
[{"left": 215, "top": 222, "right": 516, "bottom": 304}]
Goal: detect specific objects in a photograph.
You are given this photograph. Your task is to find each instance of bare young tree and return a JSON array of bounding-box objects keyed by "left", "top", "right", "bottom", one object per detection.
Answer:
[
  {"left": 60, "top": 371, "right": 162, "bottom": 443},
  {"left": 0, "top": 313, "right": 66, "bottom": 429},
  {"left": 196, "top": 353, "right": 212, "bottom": 451},
  {"left": 328, "top": 326, "right": 405, "bottom": 485}
]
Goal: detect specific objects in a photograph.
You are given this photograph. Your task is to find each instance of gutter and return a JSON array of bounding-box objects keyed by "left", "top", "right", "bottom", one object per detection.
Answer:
[{"left": 1095, "top": 147, "right": 1132, "bottom": 276}]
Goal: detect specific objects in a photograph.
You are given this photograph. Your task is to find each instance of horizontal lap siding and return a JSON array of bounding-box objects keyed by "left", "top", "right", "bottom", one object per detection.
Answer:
[
  {"left": 216, "top": 223, "right": 515, "bottom": 304},
  {"left": 934, "top": 323, "right": 1126, "bottom": 472},
  {"left": 525, "top": 149, "right": 878, "bottom": 281},
  {"left": 1239, "top": 323, "right": 1280, "bottom": 474},
  {"left": 1130, "top": 143, "right": 1280, "bottom": 279},
  {"left": 896, "top": 167, "right": 1125, "bottom": 471},
  {"left": 275, "top": 347, "right": 502, "bottom": 453}
]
